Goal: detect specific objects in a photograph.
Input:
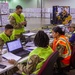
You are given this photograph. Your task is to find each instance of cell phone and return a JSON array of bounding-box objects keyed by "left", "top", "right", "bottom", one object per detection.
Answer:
[{"left": 0, "top": 64, "right": 6, "bottom": 69}]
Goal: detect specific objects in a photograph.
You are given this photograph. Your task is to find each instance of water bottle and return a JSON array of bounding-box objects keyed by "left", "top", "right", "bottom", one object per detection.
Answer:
[{"left": 0, "top": 50, "right": 2, "bottom": 62}]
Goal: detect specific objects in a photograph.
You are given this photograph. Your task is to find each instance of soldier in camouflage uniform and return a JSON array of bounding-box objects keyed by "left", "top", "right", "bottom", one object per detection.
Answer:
[
  {"left": 9, "top": 5, "right": 27, "bottom": 42},
  {"left": 0, "top": 24, "right": 15, "bottom": 49}
]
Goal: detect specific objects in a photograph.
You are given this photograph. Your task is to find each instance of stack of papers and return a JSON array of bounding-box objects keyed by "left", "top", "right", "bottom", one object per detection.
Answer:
[
  {"left": 25, "top": 47, "right": 37, "bottom": 51},
  {"left": 2, "top": 52, "right": 21, "bottom": 61},
  {"left": 25, "top": 41, "right": 35, "bottom": 47},
  {"left": 23, "top": 32, "right": 36, "bottom": 36},
  {"left": 57, "top": 24, "right": 64, "bottom": 27},
  {"left": 43, "top": 30, "right": 51, "bottom": 33}
]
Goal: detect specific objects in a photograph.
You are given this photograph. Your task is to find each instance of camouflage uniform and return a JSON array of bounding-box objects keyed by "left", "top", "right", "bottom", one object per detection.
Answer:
[
  {"left": 14, "top": 46, "right": 53, "bottom": 75},
  {"left": 14, "top": 55, "right": 43, "bottom": 75},
  {"left": 9, "top": 13, "right": 27, "bottom": 40},
  {"left": 0, "top": 32, "right": 15, "bottom": 49},
  {"left": 0, "top": 38, "right": 4, "bottom": 49}
]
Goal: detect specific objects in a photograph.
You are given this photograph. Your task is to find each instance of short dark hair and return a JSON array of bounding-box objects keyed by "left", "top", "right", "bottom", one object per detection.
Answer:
[
  {"left": 52, "top": 26, "right": 65, "bottom": 35},
  {"left": 16, "top": 5, "right": 23, "bottom": 9},
  {"left": 34, "top": 31, "right": 49, "bottom": 47},
  {"left": 5, "top": 24, "right": 13, "bottom": 29}
]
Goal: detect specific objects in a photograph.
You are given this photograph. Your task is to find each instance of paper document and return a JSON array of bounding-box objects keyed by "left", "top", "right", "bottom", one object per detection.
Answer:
[
  {"left": 25, "top": 47, "right": 37, "bottom": 51},
  {"left": 43, "top": 30, "right": 51, "bottom": 33},
  {"left": 2, "top": 52, "right": 21, "bottom": 61},
  {"left": 57, "top": 24, "right": 64, "bottom": 27},
  {"left": 23, "top": 32, "right": 36, "bottom": 36},
  {"left": 25, "top": 41, "right": 35, "bottom": 47}
]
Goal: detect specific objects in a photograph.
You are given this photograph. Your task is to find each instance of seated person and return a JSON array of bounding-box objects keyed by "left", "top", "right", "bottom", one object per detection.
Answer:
[
  {"left": 0, "top": 24, "right": 15, "bottom": 49},
  {"left": 68, "top": 23, "right": 75, "bottom": 44},
  {"left": 51, "top": 26, "right": 71, "bottom": 67},
  {"left": 8, "top": 31, "right": 53, "bottom": 75}
]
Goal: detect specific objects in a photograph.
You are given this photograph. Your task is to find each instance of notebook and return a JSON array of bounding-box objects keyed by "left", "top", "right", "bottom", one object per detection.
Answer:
[
  {"left": 6, "top": 39, "right": 30, "bottom": 58},
  {"left": 23, "top": 32, "right": 36, "bottom": 37},
  {"left": 2, "top": 52, "right": 21, "bottom": 61}
]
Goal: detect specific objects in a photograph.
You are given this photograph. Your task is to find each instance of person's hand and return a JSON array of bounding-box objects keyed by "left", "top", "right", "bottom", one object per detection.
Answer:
[
  {"left": 20, "top": 21, "right": 27, "bottom": 25},
  {"left": 8, "top": 59, "right": 17, "bottom": 65}
]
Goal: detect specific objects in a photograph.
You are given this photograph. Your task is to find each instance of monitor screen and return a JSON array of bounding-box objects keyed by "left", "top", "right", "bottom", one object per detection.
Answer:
[{"left": 7, "top": 39, "right": 22, "bottom": 52}]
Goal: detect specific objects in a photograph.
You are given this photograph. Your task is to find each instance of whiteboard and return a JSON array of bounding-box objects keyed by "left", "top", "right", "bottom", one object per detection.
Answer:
[
  {"left": 22, "top": 8, "right": 52, "bottom": 18},
  {"left": 0, "top": 21, "right": 1, "bottom": 26},
  {"left": 45, "top": 13, "right": 50, "bottom": 18},
  {"left": 0, "top": 3, "right": 9, "bottom": 14},
  {"left": 1, "top": 15, "right": 10, "bottom": 26},
  {"left": 23, "top": 8, "right": 41, "bottom": 13},
  {"left": 71, "top": 14, "right": 75, "bottom": 19},
  {"left": 70, "top": 8, "right": 75, "bottom": 14},
  {"left": 0, "top": 3, "right": 9, "bottom": 26},
  {"left": 0, "top": 15, "right": 1, "bottom": 26}
]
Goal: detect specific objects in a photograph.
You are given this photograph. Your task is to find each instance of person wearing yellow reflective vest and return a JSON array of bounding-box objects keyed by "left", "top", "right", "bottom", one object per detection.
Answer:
[
  {"left": 52, "top": 26, "right": 71, "bottom": 67},
  {"left": 8, "top": 31, "right": 53, "bottom": 75},
  {"left": 0, "top": 24, "right": 15, "bottom": 49},
  {"left": 9, "top": 5, "right": 27, "bottom": 40}
]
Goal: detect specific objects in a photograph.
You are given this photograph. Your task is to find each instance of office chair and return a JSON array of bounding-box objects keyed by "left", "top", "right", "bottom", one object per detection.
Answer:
[{"left": 38, "top": 50, "right": 59, "bottom": 75}]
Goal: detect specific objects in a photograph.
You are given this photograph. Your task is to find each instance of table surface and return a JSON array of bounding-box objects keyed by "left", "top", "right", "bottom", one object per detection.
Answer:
[
  {"left": 0, "top": 30, "right": 70, "bottom": 74},
  {"left": 0, "top": 56, "right": 28, "bottom": 74}
]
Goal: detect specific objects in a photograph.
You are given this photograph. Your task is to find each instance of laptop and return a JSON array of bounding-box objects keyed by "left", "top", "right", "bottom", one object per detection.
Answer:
[{"left": 6, "top": 39, "right": 30, "bottom": 58}]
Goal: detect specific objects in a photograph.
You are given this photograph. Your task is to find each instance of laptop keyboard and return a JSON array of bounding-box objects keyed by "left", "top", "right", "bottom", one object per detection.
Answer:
[{"left": 16, "top": 50, "right": 30, "bottom": 58}]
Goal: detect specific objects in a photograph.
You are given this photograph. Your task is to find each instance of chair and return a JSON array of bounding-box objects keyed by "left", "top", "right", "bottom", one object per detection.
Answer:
[{"left": 38, "top": 50, "right": 59, "bottom": 75}]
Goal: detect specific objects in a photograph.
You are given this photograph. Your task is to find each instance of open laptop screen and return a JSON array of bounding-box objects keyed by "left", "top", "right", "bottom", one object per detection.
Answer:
[{"left": 6, "top": 39, "right": 22, "bottom": 52}]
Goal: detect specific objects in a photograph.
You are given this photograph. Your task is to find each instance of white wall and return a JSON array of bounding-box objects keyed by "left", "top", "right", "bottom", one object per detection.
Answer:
[{"left": 43, "top": 0, "right": 75, "bottom": 8}]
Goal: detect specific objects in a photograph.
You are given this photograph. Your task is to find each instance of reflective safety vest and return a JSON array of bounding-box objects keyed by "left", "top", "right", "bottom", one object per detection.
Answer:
[
  {"left": 0, "top": 32, "right": 15, "bottom": 43},
  {"left": 52, "top": 35, "right": 71, "bottom": 65},
  {"left": 73, "top": 31, "right": 75, "bottom": 34},
  {"left": 22, "top": 46, "right": 53, "bottom": 75},
  {"left": 10, "top": 13, "right": 25, "bottom": 35}
]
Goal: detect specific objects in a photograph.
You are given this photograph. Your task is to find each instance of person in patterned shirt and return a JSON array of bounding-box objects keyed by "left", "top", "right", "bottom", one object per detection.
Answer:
[
  {"left": 9, "top": 5, "right": 27, "bottom": 42},
  {"left": 0, "top": 24, "right": 15, "bottom": 50}
]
